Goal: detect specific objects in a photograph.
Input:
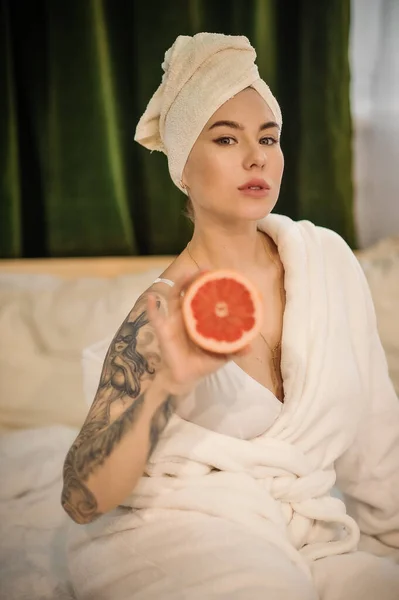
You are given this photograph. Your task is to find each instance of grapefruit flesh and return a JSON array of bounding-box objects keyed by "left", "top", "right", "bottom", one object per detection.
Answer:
[{"left": 182, "top": 270, "right": 263, "bottom": 354}]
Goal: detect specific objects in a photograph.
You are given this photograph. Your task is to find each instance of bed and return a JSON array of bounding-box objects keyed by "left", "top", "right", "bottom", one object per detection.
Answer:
[
  {"left": 0, "top": 240, "right": 398, "bottom": 600},
  {"left": 0, "top": 255, "right": 172, "bottom": 600}
]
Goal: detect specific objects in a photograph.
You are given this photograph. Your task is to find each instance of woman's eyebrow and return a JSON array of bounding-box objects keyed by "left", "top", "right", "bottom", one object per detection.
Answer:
[
  {"left": 259, "top": 121, "right": 280, "bottom": 132},
  {"left": 208, "top": 120, "right": 280, "bottom": 131},
  {"left": 208, "top": 120, "right": 244, "bottom": 131}
]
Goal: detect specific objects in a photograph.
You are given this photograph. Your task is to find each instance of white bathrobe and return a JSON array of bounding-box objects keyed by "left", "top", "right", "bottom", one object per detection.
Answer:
[{"left": 68, "top": 215, "right": 399, "bottom": 600}]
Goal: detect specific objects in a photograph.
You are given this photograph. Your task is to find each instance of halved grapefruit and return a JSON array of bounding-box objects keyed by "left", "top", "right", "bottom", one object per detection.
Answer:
[{"left": 182, "top": 270, "right": 263, "bottom": 354}]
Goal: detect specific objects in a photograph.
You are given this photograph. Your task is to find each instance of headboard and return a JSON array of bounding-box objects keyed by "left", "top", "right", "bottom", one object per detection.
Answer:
[{"left": 0, "top": 256, "right": 175, "bottom": 279}]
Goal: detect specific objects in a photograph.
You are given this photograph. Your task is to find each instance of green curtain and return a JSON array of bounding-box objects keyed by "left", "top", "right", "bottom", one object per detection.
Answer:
[{"left": 0, "top": 0, "right": 355, "bottom": 258}]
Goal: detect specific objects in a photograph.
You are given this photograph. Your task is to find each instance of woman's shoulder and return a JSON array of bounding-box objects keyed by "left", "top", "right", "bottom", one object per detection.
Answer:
[
  {"left": 262, "top": 214, "right": 355, "bottom": 257},
  {"left": 145, "top": 251, "right": 198, "bottom": 299},
  {"left": 314, "top": 224, "right": 363, "bottom": 279},
  {"left": 268, "top": 214, "right": 359, "bottom": 271},
  {"left": 293, "top": 219, "right": 359, "bottom": 267},
  {"left": 300, "top": 220, "right": 374, "bottom": 311}
]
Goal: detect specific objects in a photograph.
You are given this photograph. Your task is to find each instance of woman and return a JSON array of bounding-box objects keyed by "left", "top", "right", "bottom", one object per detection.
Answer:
[{"left": 63, "top": 33, "right": 399, "bottom": 599}]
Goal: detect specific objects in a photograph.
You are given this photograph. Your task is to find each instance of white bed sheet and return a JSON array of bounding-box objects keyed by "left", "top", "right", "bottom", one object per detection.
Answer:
[{"left": 0, "top": 426, "right": 78, "bottom": 600}]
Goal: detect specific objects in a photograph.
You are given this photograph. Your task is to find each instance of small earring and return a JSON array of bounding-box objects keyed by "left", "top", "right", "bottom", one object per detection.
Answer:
[{"left": 180, "top": 179, "right": 187, "bottom": 191}]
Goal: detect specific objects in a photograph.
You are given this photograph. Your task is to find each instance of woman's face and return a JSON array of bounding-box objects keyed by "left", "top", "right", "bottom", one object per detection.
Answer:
[{"left": 182, "top": 88, "right": 284, "bottom": 223}]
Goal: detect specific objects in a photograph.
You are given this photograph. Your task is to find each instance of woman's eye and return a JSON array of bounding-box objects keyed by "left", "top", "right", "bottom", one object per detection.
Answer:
[
  {"left": 215, "top": 136, "right": 236, "bottom": 145},
  {"left": 214, "top": 136, "right": 278, "bottom": 146},
  {"left": 260, "top": 137, "right": 278, "bottom": 146}
]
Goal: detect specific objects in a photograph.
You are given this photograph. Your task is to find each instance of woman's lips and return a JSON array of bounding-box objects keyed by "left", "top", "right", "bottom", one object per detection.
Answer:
[
  {"left": 238, "top": 187, "right": 271, "bottom": 198},
  {"left": 238, "top": 178, "right": 271, "bottom": 198}
]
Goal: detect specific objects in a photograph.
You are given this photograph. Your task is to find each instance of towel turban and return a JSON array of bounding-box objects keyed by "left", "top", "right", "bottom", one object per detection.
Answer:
[{"left": 135, "top": 32, "right": 282, "bottom": 194}]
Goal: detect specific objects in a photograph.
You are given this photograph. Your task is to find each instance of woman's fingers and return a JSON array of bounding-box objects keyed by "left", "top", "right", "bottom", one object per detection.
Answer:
[
  {"left": 148, "top": 276, "right": 253, "bottom": 383},
  {"left": 167, "top": 270, "right": 208, "bottom": 316}
]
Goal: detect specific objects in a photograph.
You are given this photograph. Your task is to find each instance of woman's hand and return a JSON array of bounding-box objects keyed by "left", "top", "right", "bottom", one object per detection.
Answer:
[{"left": 147, "top": 273, "right": 250, "bottom": 396}]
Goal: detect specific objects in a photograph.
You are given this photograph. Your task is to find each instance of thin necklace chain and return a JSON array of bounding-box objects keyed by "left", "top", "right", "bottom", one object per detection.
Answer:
[
  {"left": 186, "top": 241, "right": 201, "bottom": 271},
  {"left": 186, "top": 236, "right": 284, "bottom": 400}
]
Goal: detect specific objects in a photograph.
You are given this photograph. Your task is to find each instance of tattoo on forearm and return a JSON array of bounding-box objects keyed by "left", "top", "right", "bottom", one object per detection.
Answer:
[
  {"left": 148, "top": 395, "right": 175, "bottom": 458},
  {"left": 62, "top": 391, "right": 174, "bottom": 523},
  {"left": 61, "top": 298, "right": 175, "bottom": 524},
  {"left": 61, "top": 462, "right": 102, "bottom": 524},
  {"left": 72, "top": 394, "right": 146, "bottom": 480}
]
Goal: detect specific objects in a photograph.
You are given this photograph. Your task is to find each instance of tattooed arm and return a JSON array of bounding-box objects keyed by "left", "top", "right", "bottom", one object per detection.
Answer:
[
  {"left": 61, "top": 274, "right": 242, "bottom": 525},
  {"left": 61, "top": 294, "right": 176, "bottom": 525}
]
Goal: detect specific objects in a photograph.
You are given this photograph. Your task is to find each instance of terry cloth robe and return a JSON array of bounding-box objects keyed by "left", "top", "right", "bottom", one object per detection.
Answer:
[{"left": 67, "top": 214, "right": 399, "bottom": 599}]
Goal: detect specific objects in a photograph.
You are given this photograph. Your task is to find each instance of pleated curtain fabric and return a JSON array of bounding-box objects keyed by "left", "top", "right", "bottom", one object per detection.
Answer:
[{"left": 0, "top": 0, "right": 355, "bottom": 258}]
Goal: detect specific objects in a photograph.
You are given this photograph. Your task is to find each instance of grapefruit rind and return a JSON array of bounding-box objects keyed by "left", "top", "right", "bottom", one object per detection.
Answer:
[{"left": 182, "top": 270, "right": 263, "bottom": 354}]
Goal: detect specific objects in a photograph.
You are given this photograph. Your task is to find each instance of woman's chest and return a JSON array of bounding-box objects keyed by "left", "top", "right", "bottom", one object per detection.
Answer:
[{"left": 233, "top": 272, "right": 286, "bottom": 397}]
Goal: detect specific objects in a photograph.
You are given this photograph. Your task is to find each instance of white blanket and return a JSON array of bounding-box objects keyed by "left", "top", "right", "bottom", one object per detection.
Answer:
[
  {"left": 77, "top": 215, "right": 399, "bottom": 582},
  {"left": 0, "top": 426, "right": 78, "bottom": 600}
]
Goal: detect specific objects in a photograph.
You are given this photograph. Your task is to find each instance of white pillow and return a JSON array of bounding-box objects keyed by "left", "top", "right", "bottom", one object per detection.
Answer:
[
  {"left": 0, "top": 269, "right": 162, "bottom": 430},
  {"left": 356, "top": 237, "right": 399, "bottom": 394}
]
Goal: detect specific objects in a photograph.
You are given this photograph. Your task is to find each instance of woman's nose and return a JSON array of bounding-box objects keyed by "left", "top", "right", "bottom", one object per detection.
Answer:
[{"left": 244, "top": 144, "right": 267, "bottom": 170}]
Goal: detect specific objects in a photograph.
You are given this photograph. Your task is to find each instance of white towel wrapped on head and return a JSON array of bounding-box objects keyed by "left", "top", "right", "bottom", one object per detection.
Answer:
[{"left": 134, "top": 32, "right": 282, "bottom": 193}]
